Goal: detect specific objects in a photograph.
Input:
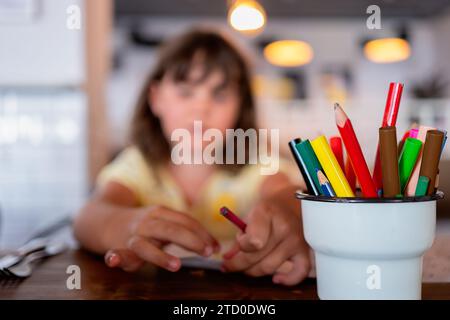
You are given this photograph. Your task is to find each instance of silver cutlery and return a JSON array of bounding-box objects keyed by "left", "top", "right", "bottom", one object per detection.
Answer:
[
  {"left": 1, "top": 241, "right": 67, "bottom": 278},
  {"left": 0, "top": 237, "right": 48, "bottom": 270}
]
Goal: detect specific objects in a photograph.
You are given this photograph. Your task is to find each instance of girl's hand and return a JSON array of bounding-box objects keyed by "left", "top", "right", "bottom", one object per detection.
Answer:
[
  {"left": 222, "top": 200, "right": 310, "bottom": 286},
  {"left": 104, "top": 205, "right": 220, "bottom": 272}
]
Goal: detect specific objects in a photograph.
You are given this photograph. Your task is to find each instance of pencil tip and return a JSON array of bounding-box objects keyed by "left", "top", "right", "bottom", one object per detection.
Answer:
[
  {"left": 316, "top": 169, "right": 327, "bottom": 184},
  {"left": 334, "top": 102, "right": 347, "bottom": 126}
]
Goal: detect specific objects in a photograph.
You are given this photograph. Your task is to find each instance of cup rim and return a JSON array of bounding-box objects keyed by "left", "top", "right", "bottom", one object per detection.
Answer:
[{"left": 295, "top": 190, "right": 444, "bottom": 203}]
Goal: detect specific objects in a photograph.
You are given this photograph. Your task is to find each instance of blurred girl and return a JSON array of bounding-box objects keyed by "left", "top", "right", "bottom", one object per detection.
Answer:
[{"left": 74, "top": 28, "right": 310, "bottom": 286}]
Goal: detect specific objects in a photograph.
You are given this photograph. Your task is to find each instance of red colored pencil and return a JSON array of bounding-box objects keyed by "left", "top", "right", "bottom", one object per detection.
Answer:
[
  {"left": 345, "top": 156, "right": 357, "bottom": 192},
  {"left": 330, "top": 136, "right": 344, "bottom": 170},
  {"left": 335, "top": 103, "right": 378, "bottom": 197},
  {"left": 372, "top": 83, "right": 404, "bottom": 191},
  {"left": 220, "top": 207, "right": 246, "bottom": 232}
]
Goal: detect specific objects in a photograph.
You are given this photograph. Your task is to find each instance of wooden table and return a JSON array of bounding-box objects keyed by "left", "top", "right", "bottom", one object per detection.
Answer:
[{"left": 1, "top": 249, "right": 449, "bottom": 300}]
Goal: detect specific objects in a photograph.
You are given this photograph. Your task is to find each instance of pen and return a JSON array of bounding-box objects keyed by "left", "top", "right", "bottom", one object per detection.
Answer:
[
  {"left": 373, "top": 82, "right": 404, "bottom": 191},
  {"left": 288, "top": 138, "right": 320, "bottom": 196},
  {"left": 379, "top": 126, "right": 401, "bottom": 197},
  {"left": 404, "top": 125, "right": 435, "bottom": 196},
  {"left": 399, "top": 137, "right": 422, "bottom": 193},
  {"left": 415, "top": 176, "right": 430, "bottom": 197},
  {"left": 418, "top": 130, "right": 444, "bottom": 195}
]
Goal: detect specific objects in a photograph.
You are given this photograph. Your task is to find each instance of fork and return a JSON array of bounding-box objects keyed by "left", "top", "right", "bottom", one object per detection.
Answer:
[
  {"left": 2, "top": 241, "right": 67, "bottom": 278},
  {"left": 0, "top": 237, "right": 48, "bottom": 271}
]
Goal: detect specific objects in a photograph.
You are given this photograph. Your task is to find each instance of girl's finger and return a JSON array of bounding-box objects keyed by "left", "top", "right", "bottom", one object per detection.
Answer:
[
  {"left": 237, "top": 207, "right": 272, "bottom": 252},
  {"left": 272, "top": 252, "right": 310, "bottom": 286},
  {"left": 222, "top": 241, "right": 240, "bottom": 260},
  {"left": 105, "top": 248, "right": 145, "bottom": 272},
  {"left": 276, "top": 260, "right": 294, "bottom": 274},
  {"left": 150, "top": 207, "right": 220, "bottom": 251},
  {"left": 127, "top": 235, "right": 181, "bottom": 272},
  {"left": 141, "top": 220, "right": 213, "bottom": 257},
  {"left": 222, "top": 234, "right": 281, "bottom": 272},
  {"left": 244, "top": 240, "right": 296, "bottom": 277}
]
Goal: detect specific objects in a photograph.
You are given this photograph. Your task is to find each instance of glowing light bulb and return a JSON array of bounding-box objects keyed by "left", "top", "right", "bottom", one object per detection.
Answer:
[{"left": 228, "top": 0, "right": 266, "bottom": 34}]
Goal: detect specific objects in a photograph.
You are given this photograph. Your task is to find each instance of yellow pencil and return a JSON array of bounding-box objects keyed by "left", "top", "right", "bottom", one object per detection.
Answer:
[{"left": 311, "top": 135, "right": 355, "bottom": 197}]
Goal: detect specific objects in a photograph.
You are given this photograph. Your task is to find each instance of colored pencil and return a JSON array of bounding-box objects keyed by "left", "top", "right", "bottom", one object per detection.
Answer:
[
  {"left": 334, "top": 103, "right": 378, "bottom": 197},
  {"left": 330, "top": 136, "right": 344, "bottom": 170},
  {"left": 220, "top": 207, "right": 246, "bottom": 232},
  {"left": 344, "top": 156, "right": 357, "bottom": 192},
  {"left": 317, "top": 169, "right": 336, "bottom": 197},
  {"left": 311, "top": 135, "right": 355, "bottom": 197},
  {"left": 296, "top": 140, "right": 325, "bottom": 195}
]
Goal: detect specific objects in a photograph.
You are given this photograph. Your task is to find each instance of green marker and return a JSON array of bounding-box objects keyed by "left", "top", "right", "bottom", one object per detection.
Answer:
[
  {"left": 398, "top": 138, "right": 422, "bottom": 193},
  {"left": 415, "top": 176, "right": 430, "bottom": 197},
  {"left": 296, "top": 139, "right": 324, "bottom": 195}
]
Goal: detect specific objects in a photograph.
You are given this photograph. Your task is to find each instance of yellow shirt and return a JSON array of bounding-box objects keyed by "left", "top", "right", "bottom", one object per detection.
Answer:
[{"left": 97, "top": 146, "right": 296, "bottom": 241}]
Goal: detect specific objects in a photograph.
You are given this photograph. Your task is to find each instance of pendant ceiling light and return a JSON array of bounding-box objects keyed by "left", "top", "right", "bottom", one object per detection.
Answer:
[
  {"left": 228, "top": 0, "right": 266, "bottom": 35},
  {"left": 264, "top": 40, "right": 314, "bottom": 67}
]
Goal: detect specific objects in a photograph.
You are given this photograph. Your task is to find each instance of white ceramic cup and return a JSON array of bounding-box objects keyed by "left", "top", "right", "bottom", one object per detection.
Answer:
[{"left": 297, "top": 191, "right": 443, "bottom": 300}]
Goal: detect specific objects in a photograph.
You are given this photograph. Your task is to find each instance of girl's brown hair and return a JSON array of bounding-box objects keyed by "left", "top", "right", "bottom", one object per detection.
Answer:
[{"left": 129, "top": 28, "right": 256, "bottom": 173}]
